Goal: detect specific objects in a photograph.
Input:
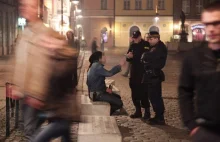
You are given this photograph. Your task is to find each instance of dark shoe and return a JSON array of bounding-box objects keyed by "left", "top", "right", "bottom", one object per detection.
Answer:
[
  {"left": 147, "top": 117, "right": 165, "bottom": 125},
  {"left": 130, "top": 113, "right": 142, "bottom": 118}
]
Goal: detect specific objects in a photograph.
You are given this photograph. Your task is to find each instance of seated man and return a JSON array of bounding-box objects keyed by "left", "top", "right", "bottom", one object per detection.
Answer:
[{"left": 87, "top": 51, "right": 124, "bottom": 115}]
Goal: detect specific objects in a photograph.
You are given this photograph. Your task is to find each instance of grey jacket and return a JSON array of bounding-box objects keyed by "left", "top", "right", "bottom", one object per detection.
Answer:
[{"left": 87, "top": 62, "right": 121, "bottom": 92}]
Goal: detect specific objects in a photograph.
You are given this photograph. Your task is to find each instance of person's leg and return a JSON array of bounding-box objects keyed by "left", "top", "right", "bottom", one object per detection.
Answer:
[
  {"left": 122, "top": 62, "right": 131, "bottom": 77},
  {"left": 130, "top": 84, "right": 142, "bottom": 118},
  {"left": 141, "top": 84, "right": 151, "bottom": 120},
  {"left": 33, "top": 119, "right": 71, "bottom": 142},
  {"left": 148, "top": 81, "right": 165, "bottom": 124},
  {"left": 23, "top": 104, "right": 40, "bottom": 141},
  {"left": 98, "top": 93, "right": 123, "bottom": 115}
]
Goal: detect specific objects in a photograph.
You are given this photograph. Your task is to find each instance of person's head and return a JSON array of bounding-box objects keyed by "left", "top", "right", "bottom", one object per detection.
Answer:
[
  {"left": 132, "top": 31, "right": 142, "bottom": 43},
  {"left": 19, "top": 0, "right": 38, "bottom": 22},
  {"left": 66, "top": 31, "right": 74, "bottom": 40},
  {"left": 202, "top": 1, "right": 220, "bottom": 45},
  {"left": 148, "top": 31, "right": 160, "bottom": 46},
  {"left": 93, "top": 37, "right": 97, "bottom": 41},
  {"left": 89, "top": 51, "right": 106, "bottom": 67}
]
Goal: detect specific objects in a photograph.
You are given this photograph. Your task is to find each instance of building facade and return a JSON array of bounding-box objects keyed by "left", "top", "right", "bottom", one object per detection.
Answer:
[
  {"left": 0, "top": 0, "right": 18, "bottom": 56},
  {"left": 81, "top": 0, "right": 115, "bottom": 48},
  {"left": 115, "top": 0, "right": 173, "bottom": 47},
  {"left": 173, "top": 0, "right": 213, "bottom": 42}
]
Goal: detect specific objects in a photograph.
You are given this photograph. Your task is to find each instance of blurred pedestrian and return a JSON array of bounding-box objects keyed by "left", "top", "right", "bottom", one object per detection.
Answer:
[
  {"left": 178, "top": 1, "right": 220, "bottom": 141},
  {"left": 12, "top": 0, "right": 78, "bottom": 141},
  {"left": 126, "top": 31, "right": 151, "bottom": 119},
  {"left": 91, "top": 37, "right": 98, "bottom": 53}
]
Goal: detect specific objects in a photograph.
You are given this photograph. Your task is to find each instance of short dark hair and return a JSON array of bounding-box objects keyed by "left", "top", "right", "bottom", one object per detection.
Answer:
[{"left": 203, "top": 1, "right": 220, "bottom": 12}]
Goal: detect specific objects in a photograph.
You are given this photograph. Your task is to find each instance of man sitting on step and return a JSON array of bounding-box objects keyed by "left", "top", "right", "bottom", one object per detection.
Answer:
[{"left": 87, "top": 51, "right": 125, "bottom": 115}]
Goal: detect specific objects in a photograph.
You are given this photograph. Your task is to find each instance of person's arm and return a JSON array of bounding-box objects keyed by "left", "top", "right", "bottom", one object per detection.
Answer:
[
  {"left": 178, "top": 55, "right": 196, "bottom": 131},
  {"left": 151, "top": 46, "right": 167, "bottom": 70},
  {"left": 126, "top": 45, "right": 133, "bottom": 62},
  {"left": 96, "top": 65, "right": 121, "bottom": 77}
]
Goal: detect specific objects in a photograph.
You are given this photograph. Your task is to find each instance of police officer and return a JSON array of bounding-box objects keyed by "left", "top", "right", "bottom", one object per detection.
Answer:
[
  {"left": 179, "top": 2, "right": 220, "bottom": 141},
  {"left": 141, "top": 31, "right": 167, "bottom": 124},
  {"left": 126, "top": 30, "right": 151, "bottom": 119}
]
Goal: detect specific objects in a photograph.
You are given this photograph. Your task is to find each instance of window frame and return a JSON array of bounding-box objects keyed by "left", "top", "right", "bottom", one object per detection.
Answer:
[
  {"left": 146, "top": 0, "right": 153, "bottom": 10},
  {"left": 101, "top": 0, "right": 107, "bottom": 10},
  {"left": 158, "top": 0, "right": 165, "bottom": 10}
]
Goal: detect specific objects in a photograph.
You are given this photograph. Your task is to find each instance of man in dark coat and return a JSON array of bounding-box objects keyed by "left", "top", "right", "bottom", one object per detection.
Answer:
[
  {"left": 178, "top": 2, "right": 220, "bottom": 141},
  {"left": 126, "top": 30, "right": 151, "bottom": 119},
  {"left": 141, "top": 31, "right": 167, "bottom": 124}
]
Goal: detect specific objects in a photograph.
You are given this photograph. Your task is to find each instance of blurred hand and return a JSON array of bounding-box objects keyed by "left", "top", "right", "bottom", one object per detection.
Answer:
[
  {"left": 190, "top": 127, "right": 200, "bottom": 137},
  {"left": 127, "top": 52, "right": 133, "bottom": 59},
  {"left": 106, "top": 88, "right": 113, "bottom": 94}
]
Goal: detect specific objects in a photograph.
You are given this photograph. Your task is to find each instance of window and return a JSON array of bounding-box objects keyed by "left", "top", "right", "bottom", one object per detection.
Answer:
[
  {"left": 182, "top": 0, "right": 190, "bottom": 14},
  {"left": 158, "top": 0, "right": 165, "bottom": 10},
  {"left": 124, "top": 0, "right": 130, "bottom": 10},
  {"left": 146, "top": 0, "right": 153, "bottom": 10},
  {"left": 196, "top": 0, "right": 203, "bottom": 14},
  {"left": 135, "top": 0, "right": 142, "bottom": 10},
  {"left": 101, "top": 0, "right": 107, "bottom": 10}
]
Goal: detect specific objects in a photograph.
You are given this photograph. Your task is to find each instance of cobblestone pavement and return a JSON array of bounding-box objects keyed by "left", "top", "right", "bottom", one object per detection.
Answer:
[{"left": 0, "top": 48, "right": 190, "bottom": 142}]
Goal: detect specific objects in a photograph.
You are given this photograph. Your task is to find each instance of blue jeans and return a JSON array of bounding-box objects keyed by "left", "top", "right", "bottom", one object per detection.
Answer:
[
  {"left": 33, "top": 119, "right": 71, "bottom": 142},
  {"left": 97, "top": 93, "right": 123, "bottom": 115}
]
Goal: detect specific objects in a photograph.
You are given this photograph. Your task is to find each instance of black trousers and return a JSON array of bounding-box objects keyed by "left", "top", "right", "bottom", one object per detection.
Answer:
[
  {"left": 144, "top": 80, "right": 165, "bottom": 118},
  {"left": 130, "top": 83, "right": 150, "bottom": 109},
  {"left": 192, "top": 127, "right": 220, "bottom": 142}
]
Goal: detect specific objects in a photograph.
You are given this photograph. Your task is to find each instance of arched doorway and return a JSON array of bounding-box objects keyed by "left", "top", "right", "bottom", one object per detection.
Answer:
[
  {"left": 149, "top": 26, "right": 159, "bottom": 33},
  {"left": 130, "top": 26, "right": 140, "bottom": 37}
]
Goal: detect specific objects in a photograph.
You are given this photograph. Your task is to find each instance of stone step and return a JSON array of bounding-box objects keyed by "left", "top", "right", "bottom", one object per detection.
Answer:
[
  {"left": 112, "top": 85, "right": 120, "bottom": 95},
  {"left": 105, "top": 79, "right": 115, "bottom": 86},
  {"left": 77, "top": 115, "right": 122, "bottom": 142},
  {"left": 80, "top": 95, "right": 110, "bottom": 116}
]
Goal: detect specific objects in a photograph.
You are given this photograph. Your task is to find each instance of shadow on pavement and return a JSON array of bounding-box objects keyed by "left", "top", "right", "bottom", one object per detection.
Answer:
[{"left": 152, "top": 124, "right": 190, "bottom": 140}]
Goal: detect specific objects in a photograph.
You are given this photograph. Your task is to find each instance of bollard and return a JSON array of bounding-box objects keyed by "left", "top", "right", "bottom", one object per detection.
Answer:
[{"left": 6, "top": 83, "right": 10, "bottom": 137}]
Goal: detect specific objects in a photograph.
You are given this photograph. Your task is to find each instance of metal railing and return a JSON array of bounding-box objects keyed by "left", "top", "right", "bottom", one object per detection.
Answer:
[{"left": 5, "top": 82, "right": 20, "bottom": 137}]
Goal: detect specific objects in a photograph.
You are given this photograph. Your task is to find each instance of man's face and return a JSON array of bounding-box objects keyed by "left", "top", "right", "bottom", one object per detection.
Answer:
[
  {"left": 133, "top": 36, "right": 141, "bottom": 43},
  {"left": 148, "top": 37, "right": 159, "bottom": 46},
  {"left": 19, "top": 0, "right": 38, "bottom": 21},
  {"left": 202, "top": 11, "right": 220, "bottom": 44}
]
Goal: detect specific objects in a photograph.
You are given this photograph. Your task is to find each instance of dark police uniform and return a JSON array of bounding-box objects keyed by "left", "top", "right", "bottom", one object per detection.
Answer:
[
  {"left": 127, "top": 38, "right": 150, "bottom": 118},
  {"left": 179, "top": 42, "right": 220, "bottom": 141},
  {"left": 141, "top": 40, "right": 167, "bottom": 123}
]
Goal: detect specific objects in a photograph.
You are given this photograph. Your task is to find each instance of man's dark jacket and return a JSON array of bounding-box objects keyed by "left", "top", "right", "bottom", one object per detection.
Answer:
[
  {"left": 178, "top": 42, "right": 220, "bottom": 131},
  {"left": 126, "top": 39, "right": 150, "bottom": 85}
]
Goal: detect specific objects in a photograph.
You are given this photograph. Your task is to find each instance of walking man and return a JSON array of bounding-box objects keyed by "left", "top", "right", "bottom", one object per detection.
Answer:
[{"left": 178, "top": 1, "right": 220, "bottom": 141}]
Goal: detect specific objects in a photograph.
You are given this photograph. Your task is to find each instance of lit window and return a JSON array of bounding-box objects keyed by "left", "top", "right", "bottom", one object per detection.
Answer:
[
  {"left": 182, "top": 0, "right": 190, "bottom": 14},
  {"left": 196, "top": 0, "right": 203, "bottom": 14}
]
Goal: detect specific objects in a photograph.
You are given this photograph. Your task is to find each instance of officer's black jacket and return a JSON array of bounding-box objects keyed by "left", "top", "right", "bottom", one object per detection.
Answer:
[
  {"left": 142, "top": 41, "right": 167, "bottom": 70},
  {"left": 126, "top": 39, "right": 150, "bottom": 84},
  {"left": 178, "top": 42, "right": 220, "bottom": 131}
]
